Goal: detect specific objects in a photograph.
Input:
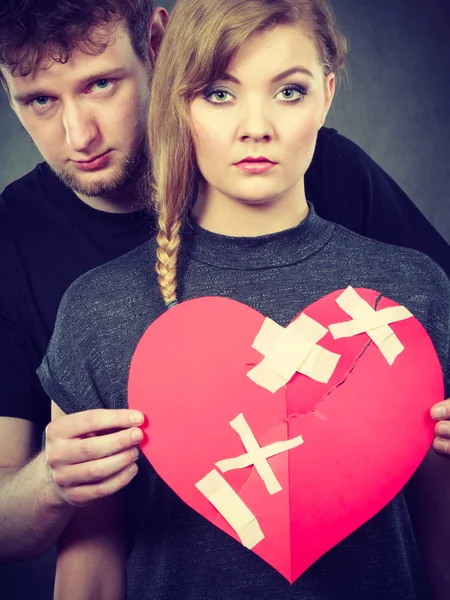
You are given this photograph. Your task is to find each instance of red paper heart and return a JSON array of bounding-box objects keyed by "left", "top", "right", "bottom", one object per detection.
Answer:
[{"left": 128, "top": 289, "right": 443, "bottom": 583}]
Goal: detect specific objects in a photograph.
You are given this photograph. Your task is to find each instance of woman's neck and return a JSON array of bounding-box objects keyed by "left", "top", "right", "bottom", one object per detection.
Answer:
[{"left": 191, "top": 181, "right": 309, "bottom": 237}]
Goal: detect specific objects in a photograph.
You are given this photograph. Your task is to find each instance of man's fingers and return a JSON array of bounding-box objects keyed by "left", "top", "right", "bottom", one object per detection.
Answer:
[
  {"left": 59, "top": 463, "right": 139, "bottom": 507},
  {"left": 47, "top": 427, "right": 144, "bottom": 467},
  {"left": 46, "top": 408, "right": 144, "bottom": 440},
  {"left": 435, "top": 421, "right": 450, "bottom": 438},
  {"left": 43, "top": 408, "right": 146, "bottom": 507},
  {"left": 52, "top": 447, "right": 140, "bottom": 487},
  {"left": 430, "top": 401, "right": 450, "bottom": 457},
  {"left": 433, "top": 437, "right": 450, "bottom": 456},
  {"left": 430, "top": 401, "right": 449, "bottom": 420}
]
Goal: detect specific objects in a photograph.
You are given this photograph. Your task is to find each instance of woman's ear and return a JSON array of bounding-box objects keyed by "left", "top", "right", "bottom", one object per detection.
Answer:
[
  {"left": 147, "top": 7, "right": 169, "bottom": 66},
  {"left": 321, "top": 72, "right": 336, "bottom": 126}
]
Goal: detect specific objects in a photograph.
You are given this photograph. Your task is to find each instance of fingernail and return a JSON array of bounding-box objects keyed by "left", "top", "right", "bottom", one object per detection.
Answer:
[
  {"left": 431, "top": 405, "right": 446, "bottom": 419},
  {"left": 132, "top": 428, "right": 144, "bottom": 442},
  {"left": 129, "top": 464, "right": 138, "bottom": 477},
  {"left": 434, "top": 439, "right": 448, "bottom": 453},
  {"left": 130, "top": 411, "right": 144, "bottom": 424},
  {"left": 437, "top": 423, "right": 450, "bottom": 436}
]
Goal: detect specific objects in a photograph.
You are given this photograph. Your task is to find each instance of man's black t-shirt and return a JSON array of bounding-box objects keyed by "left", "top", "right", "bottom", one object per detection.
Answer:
[
  {"left": 1, "top": 127, "right": 449, "bottom": 428},
  {"left": 0, "top": 163, "right": 152, "bottom": 427}
]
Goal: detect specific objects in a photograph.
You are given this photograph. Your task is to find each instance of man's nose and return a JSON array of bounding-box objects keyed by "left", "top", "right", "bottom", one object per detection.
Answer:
[{"left": 62, "top": 103, "right": 99, "bottom": 153}]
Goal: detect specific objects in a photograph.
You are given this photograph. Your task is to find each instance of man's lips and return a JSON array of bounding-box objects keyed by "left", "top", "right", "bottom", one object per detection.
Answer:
[
  {"left": 72, "top": 151, "right": 111, "bottom": 171},
  {"left": 234, "top": 156, "right": 277, "bottom": 174}
]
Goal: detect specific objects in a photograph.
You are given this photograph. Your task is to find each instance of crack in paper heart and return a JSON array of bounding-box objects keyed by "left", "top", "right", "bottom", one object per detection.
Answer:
[{"left": 284, "top": 295, "right": 381, "bottom": 420}]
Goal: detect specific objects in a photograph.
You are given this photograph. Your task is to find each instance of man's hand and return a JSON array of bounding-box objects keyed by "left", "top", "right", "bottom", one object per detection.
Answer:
[
  {"left": 431, "top": 398, "right": 450, "bottom": 457},
  {"left": 46, "top": 405, "right": 144, "bottom": 507}
]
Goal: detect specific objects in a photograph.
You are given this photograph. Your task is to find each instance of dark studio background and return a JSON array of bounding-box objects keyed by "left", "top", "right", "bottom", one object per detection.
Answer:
[{"left": 1, "top": 0, "right": 449, "bottom": 598}]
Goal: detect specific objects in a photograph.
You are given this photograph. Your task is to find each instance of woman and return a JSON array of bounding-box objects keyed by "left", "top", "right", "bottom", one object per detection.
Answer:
[{"left": 39, "top": 0, "right": 450, "bottom": 598}]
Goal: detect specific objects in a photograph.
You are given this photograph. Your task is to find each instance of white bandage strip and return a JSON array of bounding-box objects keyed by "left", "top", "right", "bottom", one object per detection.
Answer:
[
  {"left": 195, "top": 469, "right": 265, "bottom": 549},
  {"left": 248, "top": 314, "right": 341, "bottom": 392},
  {"left": 247, "top": 362, "right": 286, "bottom": 394},
  {"left": 215, "top": 413, "right": 304, "bottom": 495},
  {"left": 264, "top": 314, "right": 327, "bottom": 380},
  {"left": 224, "top": 414, "right": 280, "bottom": 495},
  {"left": 329, "top": 287, "right": 413, "bottom": 365}
]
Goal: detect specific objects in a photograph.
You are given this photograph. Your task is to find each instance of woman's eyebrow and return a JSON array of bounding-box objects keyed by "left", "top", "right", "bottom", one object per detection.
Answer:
[
  {"left": 219, "top": 65, "right": 314, "bottom": 86},
  {"left": 271, "top": 66, "right": 314, "bottom": 82}
]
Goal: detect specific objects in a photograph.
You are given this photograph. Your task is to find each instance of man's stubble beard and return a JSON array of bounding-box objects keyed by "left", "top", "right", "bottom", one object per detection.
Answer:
[{"left": 52, "top": 140, "right": 148, "bottom": 198}]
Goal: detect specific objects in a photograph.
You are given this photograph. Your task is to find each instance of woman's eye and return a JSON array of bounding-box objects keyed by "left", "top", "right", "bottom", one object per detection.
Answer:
[
  {"left": 205, "top": 89, "right": 233, "bottom": 104},
  {"left": 276, "top": 86, "right": 307, "bottom": 102}
]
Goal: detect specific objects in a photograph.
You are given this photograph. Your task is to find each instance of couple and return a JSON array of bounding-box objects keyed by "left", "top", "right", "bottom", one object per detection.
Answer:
[{"left": 1, "top": 0, "right": 449, "bottom": 599}]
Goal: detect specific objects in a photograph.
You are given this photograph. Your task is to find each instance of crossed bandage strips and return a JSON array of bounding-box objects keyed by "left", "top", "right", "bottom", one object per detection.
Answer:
[
  {"left": 196, "top": 412, "right": 303, "bottom": 549},
  {"left": 196, "top": 287, "right": 413, "bottom": 549},
  {"left": 248, "top": 286, "right": 412, "bottom": 393}
]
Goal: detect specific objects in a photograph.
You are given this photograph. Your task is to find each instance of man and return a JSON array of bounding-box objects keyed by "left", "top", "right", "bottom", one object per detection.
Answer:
[{"left": 0, "top": 0, "right": 449, "bottom": 564}]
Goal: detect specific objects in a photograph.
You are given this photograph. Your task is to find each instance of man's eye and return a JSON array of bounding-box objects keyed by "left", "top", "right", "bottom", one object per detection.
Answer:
[
  {"left": 27, "top": 96, "right": 53, "bottom": 113},
  {"left": 91, "top": 79, "right": 112, "bottom": 92},
  {"left": 34, "top": 96, "right": 50, "bottom": 106}
]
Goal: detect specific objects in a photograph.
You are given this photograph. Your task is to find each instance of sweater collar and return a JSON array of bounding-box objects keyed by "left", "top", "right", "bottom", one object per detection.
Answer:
[{"left": 182, "top": 204, "right": 335, "bottom": 270}]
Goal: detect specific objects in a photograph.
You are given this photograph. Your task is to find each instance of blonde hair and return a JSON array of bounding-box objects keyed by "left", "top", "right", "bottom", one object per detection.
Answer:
[{"left": 148, "top": 0, "right": 348, "bottom": 306}]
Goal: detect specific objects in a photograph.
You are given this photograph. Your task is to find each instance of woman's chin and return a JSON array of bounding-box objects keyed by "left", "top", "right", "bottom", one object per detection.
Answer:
[{"left": 232, "top": 192, "right": 283, "bottom": 207}]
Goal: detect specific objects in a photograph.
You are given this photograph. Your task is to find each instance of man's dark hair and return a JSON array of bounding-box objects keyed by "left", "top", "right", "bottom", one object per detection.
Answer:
[{"left": 0, "top": 0, "right": 155, "bottom": 83}]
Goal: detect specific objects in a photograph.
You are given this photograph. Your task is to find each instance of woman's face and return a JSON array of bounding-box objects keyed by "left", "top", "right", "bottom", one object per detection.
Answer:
[{"left": 190, "top": 24, "right": 335, "bottom": 211}]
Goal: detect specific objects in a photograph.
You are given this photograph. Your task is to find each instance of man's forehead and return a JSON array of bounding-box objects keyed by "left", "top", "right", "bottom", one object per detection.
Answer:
[{"left": 3, "top": 19, "right": 134, "bottom": 89}]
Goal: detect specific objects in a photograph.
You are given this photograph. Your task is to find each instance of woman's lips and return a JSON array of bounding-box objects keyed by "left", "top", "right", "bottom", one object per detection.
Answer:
[{"left": 235, "top": 159, "right": 276, "bottom": 174}]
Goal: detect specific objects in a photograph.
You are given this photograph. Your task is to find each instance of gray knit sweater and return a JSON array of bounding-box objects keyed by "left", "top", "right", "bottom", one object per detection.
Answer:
[{"left": 39, "top": 207, "right": 450, "bottom": 600}]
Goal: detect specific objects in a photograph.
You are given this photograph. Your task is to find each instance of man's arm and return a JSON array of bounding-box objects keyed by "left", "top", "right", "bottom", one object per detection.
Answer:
[
  {"left": 52, "top": 403, "right": 128, "bottom": 600},
  {"left": 0, "top": 403, "right": 143, "bottom": 563},
  {"left": 406, "top": 449, "right": 450, "bottom": 600},
  {"left": 54, "top": 496, "right": 127, "bottom": 600},
  {"left": 0, "top": 416, "right": 74, "bottom": 562}
]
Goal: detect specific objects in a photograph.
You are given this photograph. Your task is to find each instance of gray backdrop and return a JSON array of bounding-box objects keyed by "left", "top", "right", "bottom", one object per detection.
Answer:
[{"left": 1, "top": 1, "right": 449, "bottom": 599}]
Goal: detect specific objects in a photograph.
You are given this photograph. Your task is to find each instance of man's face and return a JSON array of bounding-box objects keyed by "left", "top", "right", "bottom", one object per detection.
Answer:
[{"left": 2, "top": 21, "right": 152, "bottom": 200}]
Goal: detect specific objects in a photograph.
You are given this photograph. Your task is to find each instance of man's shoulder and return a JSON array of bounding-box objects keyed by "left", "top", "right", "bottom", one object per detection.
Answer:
[
  {"left": 1, "top": 163, "right": 49, "bottom": 206},
  {"left": 0, "top": 163, "right": 69, "bottom": 262},
  {"left": 0, "top": 163, "right": 63, "bottom": 232},
  {"left": 307, "top": 128, "right": 383, "bottom": 231},
  {"left": 315, "top": 127, "right": 373, "bottom": 168}
]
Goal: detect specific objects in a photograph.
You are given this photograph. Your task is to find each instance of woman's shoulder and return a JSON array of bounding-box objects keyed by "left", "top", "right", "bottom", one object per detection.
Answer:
[
  {"left": 330, "top": 224, "right": 448, "bottom": 282},
  {"left": 57, "top": 239, "right": 160, "bottom": 326}
]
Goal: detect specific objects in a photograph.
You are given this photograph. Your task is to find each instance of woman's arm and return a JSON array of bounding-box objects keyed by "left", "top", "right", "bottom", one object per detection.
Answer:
[
  {"left": 406, "top": 448, "right": 450, "bottom": 600},
  {"left": 54, "top": 494, "right": 128, "bottom": 600}
]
